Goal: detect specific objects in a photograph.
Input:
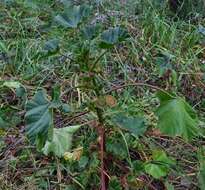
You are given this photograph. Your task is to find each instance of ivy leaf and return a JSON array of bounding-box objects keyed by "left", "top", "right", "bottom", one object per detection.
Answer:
[
  {"left": 156, "top": 91, "right": 199, "bottom": 141},
  {"left": 55, "top": 5, "right": 90, "bottom": 28},
  {"left": 111, "top": 114, "right": 146, "bottom": 136},
  {"left": 99, "top": 27, "right": 129, "bottom": 49},
  {"left": 25, "top": 90, "right": 53, "bottom": 149},
  {"left": 144, "top": 150, "right": 175, "bottom": 179},
  {"left": 42, "top": 125, "right": 80, "bottom": 157}
]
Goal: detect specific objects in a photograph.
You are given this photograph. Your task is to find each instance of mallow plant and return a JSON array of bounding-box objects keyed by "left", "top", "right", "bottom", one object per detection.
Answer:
[{"left": 24, "top": 2, "right": 201, "bottom": 189}]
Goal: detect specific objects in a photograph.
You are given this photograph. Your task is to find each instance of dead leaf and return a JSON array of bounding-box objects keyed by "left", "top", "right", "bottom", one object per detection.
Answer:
[{"left": 105, "top": 95, "right": 117, "bottom": 107}]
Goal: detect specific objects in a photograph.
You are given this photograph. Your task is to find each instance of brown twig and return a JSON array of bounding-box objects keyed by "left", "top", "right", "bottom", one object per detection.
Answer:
[
  {"left": 93, "top": 73, "right": 108, "bottom": 190},
  {"left": 99, "top": 124, "right": 106, "bottom": 190},
  {"left": 105, "top": 82, "right": 173, "bottom": 97},
  {"left": 96, "top": 107, "right": 108, "bottom": 190},
  {"left": 55, "top": 111, "right": 90, "bottom": 128}
]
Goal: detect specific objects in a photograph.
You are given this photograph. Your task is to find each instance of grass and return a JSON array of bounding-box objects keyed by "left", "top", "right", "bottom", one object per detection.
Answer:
[{"left": 0, "top": 0, "right": 205, "bottom": 189}]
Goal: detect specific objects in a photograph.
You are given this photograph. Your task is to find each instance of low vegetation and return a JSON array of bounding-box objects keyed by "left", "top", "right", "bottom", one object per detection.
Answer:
[{"left": 0, "top": 0, "right": 205, "bottom": 189}]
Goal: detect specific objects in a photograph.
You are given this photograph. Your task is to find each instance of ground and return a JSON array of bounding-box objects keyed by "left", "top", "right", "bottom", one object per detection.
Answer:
[{"left": 0, "top": 0, "right": 205, "bottom": 190}]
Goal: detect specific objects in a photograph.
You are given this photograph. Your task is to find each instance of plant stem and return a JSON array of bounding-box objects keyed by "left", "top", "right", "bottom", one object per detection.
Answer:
[
  {"left": 92, "top": 77, "right": 108, "bottom": 190},
  {"left": 105, "top": 82, "right": 175, "bottom": 98},
  {"left": 96, "top": 106, "right": 107, "bottom": 190},
  {"left": 90, "top": 50, "right": 107, "bottom": 71}
]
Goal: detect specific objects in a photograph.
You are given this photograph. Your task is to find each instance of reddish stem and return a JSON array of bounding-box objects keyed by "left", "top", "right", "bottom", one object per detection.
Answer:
[{"left": 99, "top": 125, "right": 106, "bottom": 190}]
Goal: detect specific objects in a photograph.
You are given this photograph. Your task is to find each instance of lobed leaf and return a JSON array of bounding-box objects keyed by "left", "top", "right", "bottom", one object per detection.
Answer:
[
  {"left": 111, "top": 113, "right": 146, "bottom": 136},
  {"left": 156, "top": 91, "right": 199, "bottom": 141},
  {"left": 145, "top": 150, "right": 175, "bottom": 179},
  {"left": 25, "top": 90, "right": 53, "bottom": 149},
  {"left": 55, "top": 5, "right": 90, "bottom": 28},
  {"left": 42, "top": 125, "right": 81, "bottom": 157},
  {"left": 99, "top": 27, "right": 129, "bottom": 49}
]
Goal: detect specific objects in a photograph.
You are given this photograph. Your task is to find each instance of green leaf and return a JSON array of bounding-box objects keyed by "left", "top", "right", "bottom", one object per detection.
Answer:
[
  {"left": 0, "top": 116, "right": 9, "bottom": 129},
  {"left": 78, "top": 156, "right": 89, "bottom": 168},
  {"left": 156, "top": 91, "right": 199, "bottom": 140},
  {"left": 0, "top": 107, "right": 21, "bottom": 129},
  {"left": 106, "top": 138, "right": 127, "bottom": 159},
  {"left": 83, "top": 24, "right": 100, "bottom": 40},
  {"left": 61, "top": 104, "right": 71, "bottom": 113},
  {"left": 144, "top": 150, "right": 175, "bottom": 179},
  {"left": 152, "top": 150, "right": 175, "bottom": 165},
  {"left": 156, "top": 91, "right": 174, "bottom": 103},
  {"left": 16, "top": 86, "right": 27, "bottom": 105},
  {"left": 145, "top": 162, "right": 168, "bottom": 179},
  {"left": 51, "top": 85, "right": 62, "bottom": 108},
  {"left": 99, "top": 27, "right": 129, "bottom": 49},
  {"left": 111, "top": 114, "right": 146, "bottom": 136},
  {"left": 60, "top": 0, "right": 72, "bottom": 7},
  {"left": 198, "top": 148, "right": 205, "bottom": 190},
  {"left": 41, "top": 39, "right": 60, "bottom": 58},
  {"left": 25, "top": 90, "right": 53, "bottom": 149},
  {"left": 44, "top": 38, "right": 59, "bottom": 53},
  {"left": 198, "top": 25, "right": 205, "bottom": 36},
  {"left": 155, "top": 55, "right": 173, "bottom": 77},
  {"left": 108, "top": 177, "right": 122, "bottom": 190},
  {"left": 165, "top": 182, "right": 174, "bottom": 190},
  {"left": 42, "top": 125, "right": 80, "bottom": 157},
  {"left": 55, "top": 5, "right": 90, "bottom": 28},
  {"left": 199, "top": 166, "right": 205, "bottom": 190},
  {"left": 0, "top": 41, "right": 7, "bottom": 53},
  {"left": 2, "top": 81, "right": 21, "bottom": 89},
  {"left": 16, "top": 86, "right": 27, "bottom": 98}
]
